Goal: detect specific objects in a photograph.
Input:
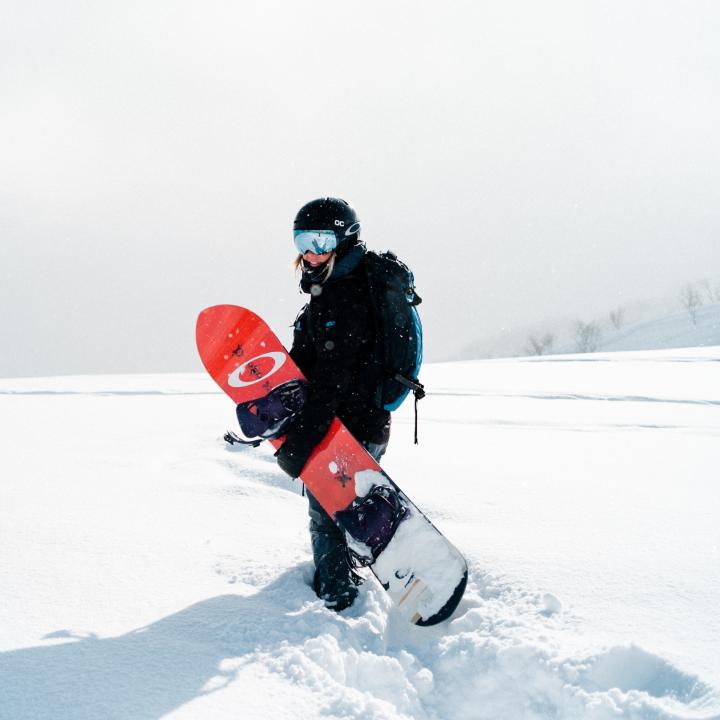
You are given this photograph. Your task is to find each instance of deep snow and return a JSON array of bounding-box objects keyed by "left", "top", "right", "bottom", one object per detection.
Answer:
[{"left": 1, "top": 348, "right": 719, "bottom": 719}]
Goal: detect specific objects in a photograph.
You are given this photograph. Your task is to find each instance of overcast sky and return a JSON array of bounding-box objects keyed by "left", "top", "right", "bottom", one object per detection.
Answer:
[{"left": 2, "top": 0, "right": 720, "bottom": 376}]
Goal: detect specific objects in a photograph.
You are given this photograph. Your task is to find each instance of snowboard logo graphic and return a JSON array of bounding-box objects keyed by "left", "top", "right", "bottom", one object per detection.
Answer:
[
  {"left": 328, "top": 457, "right": 353, "bottom": 488},
  {"left": 227, "top": 351, "right": 287, "bottom": 388}
]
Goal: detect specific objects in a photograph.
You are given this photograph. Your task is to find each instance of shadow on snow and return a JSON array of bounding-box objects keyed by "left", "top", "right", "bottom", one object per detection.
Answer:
[{"left": 0, "top": 568, "right": 322, "bottom": 720}]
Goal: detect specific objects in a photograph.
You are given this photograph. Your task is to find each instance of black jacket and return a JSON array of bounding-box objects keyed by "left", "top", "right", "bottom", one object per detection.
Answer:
[{"left": 276, "top": 245, "right": 390, "bottom": 477}]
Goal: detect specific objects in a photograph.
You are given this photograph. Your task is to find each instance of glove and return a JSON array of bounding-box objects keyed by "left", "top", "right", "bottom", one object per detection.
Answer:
[
  {"left": 274, "top": 396, "right": 334, "bottom": 478},
  {"left": 275, "top": 438, "right": 313, "bottom": 479}
]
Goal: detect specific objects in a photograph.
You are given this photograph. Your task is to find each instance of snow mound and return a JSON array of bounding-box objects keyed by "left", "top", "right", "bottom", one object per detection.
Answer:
[{"left": 2, "top": 572, "right": 716, "bottom": 720}]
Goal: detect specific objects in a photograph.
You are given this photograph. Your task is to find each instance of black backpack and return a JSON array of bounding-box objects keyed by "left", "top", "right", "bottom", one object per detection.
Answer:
[{"left": 364, "top": 251, "right": 425, "bottom": 434}]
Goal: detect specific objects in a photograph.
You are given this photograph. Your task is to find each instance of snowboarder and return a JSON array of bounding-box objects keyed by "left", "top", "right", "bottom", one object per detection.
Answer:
[{"left": 275, "top": 197, "right": 392, "bottom": 611}]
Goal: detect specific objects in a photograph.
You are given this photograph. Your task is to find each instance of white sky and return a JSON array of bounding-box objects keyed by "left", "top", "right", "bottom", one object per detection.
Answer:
[{"left": 2, "top": 0, "right": 720, "bottom": 375}]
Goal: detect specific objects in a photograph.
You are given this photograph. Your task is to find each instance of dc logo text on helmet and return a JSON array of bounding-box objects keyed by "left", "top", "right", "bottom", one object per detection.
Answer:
[{"left": 334, "top": 220, "right": 345, "bottom": 227}]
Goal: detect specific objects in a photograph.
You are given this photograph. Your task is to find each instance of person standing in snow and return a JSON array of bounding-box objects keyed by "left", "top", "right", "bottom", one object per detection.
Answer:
[{"left": 275, "top": 197, "right": 391, "bottom": 611}]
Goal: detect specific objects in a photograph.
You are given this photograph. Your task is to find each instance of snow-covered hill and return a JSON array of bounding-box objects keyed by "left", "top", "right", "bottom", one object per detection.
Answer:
[
  {"left": 1, "top": 349, "right": 719, "bottom": 720},
  {"left": 460, "top": 302, "right": 720, "bottom": 361},
  {"left": 597, "top": 303, "right": 720, "bottom": 353}
]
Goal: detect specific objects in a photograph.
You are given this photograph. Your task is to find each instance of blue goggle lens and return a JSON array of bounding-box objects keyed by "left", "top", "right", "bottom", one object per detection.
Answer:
[{"left": 293, "top": 230, "right": 338, "bottom": 255}]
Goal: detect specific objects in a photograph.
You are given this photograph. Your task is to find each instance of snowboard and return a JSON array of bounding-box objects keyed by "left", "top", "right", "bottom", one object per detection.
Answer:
[{"left": 196, "top": 304, "right": 468, "bottom": 625}]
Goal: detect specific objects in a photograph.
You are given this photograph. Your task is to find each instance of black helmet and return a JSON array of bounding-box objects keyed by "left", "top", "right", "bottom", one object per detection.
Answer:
[{"left": 293, "top": 197, "right": 361, "bottom": 256}]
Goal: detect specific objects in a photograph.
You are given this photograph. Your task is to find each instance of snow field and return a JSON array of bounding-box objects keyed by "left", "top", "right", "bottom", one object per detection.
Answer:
[{"left": 1, "top": 350, "right": 719, "bottom": 719}]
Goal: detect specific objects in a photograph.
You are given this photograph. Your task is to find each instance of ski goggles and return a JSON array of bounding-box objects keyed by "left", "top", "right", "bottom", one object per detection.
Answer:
[
  {"left": 293, "top": 222, "right": 361, "bottom": 255},
  {"left": 293, "top": 229, "right": 338, "bottom": 255}
]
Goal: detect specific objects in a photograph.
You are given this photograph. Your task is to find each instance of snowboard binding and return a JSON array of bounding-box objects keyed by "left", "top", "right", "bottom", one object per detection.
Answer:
[
  {"left": 225, "top": 380, "right": 307, "bottom": 447},
  {"left": 336, "top": 485, "right": 409, "bottom": 566}
]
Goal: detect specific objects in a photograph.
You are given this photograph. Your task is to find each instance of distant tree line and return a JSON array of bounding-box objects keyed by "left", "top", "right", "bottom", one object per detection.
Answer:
[
  {"left": 680, "top": 278, "right": 720, "bottom": 325},
  {"left": 523, "top": 274, "right": 719, "bottom": 356}
]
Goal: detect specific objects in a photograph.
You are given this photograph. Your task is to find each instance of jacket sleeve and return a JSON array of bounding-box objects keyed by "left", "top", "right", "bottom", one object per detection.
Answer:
[{"left": 276, "top": 292, "right": 372, "bottom": 478}]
